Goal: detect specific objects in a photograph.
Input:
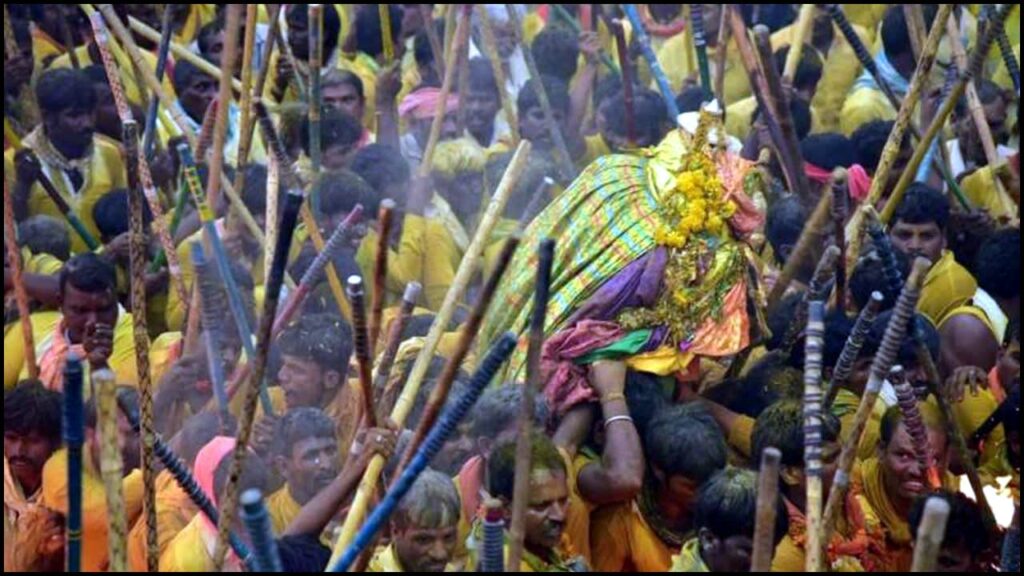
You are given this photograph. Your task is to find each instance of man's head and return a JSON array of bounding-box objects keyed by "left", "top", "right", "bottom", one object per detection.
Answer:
[
  {"left": 974, "top": 228, "right": 1020, "bottom": 322},
  {"left": 878, "top": 402, "right": 949, "bottom": 508},
  {"left": 36, "top": 68, "right": 96, "bottom": 160},
  {"left": 880, "top": 6, "right": 939, "bottom": 79},
  {"left": 18, "top": 216, "right": 71, "bottom": 262},
  {"left": 772, "top": 44, "right": 824, "bottom": 103},
  {"left": 85, "top": 386, "right": 142, "bottom": 474},
  {"left": 354, "top": 4, "right": 405, "bottom": 64},
  {"left": 276, "top": 314, "right": 353, "bottom": 410},
  {"left": 58, "top": 254, "right": 119, "bottom": 343},
  {"left": 318, "top": 169, "right": 378, "bottom": 246},
  {"left": 322, "top": 70, "right": 366, "bottom": 122},
  {"left": 765, "top": 196, "right": 809, "bottom": 266},
  {"left": 908, "top": 491, "right": 989, "bottom": 572},
  {"left": 431, "top": 138, "right": 486, "bottom": 223},
  {"left": 400, "top": 88, "right": 460, "bottom": 148},
  {"left": 4, "top": 382, "right": 62, "bottom": 494},
  {"left": 517, "top": 76, "right": 571, "bottom": 151},
  {"left": 800, "top": 133, "right": 856, "bottom": 172},
  {"left": 531, "top": 27, "right": 580, "bottom": 83},
  {"left": 695, "top": 467, "right": 788, "bottom": 573},
  {"left": 272, "top": 408, "right": 340, "bottom": 505},
  {"left": 953, "top": 79, "right": 1011, "bottom": 165},
  {"left": 599, "top": 88, "right": 670, "bottom": 150},
  {"left": 81, "top": 65, "right": 121, "bottom": 142},
  {"left": 92, "top": 189, "right": 153, "bottom": 246},
  {"left": 390, "top": 469, "right": 460, "bottom": 573},
  {"left": 645, "top": 405, "right": 728, "bottom": 522},
  {"left": 350, "top": 144, "right": 412, "bottom": 202},
  {"left": 852, "top": 120, "right": 911, "bottom": 177},
  {"left": 488, "top": 432, "right": 569, "bottom": 554},
  {"left": 173, "top": 60, "right": 218, "bottom": 124},
  {"left": 302, "top": 108, "right": 364, "bottom": 169},
  {"left": 753, "top": 400, "right": 843, "bottom": 500},
  {"left": 168, "top": 411, "right": 237, "bottom": 471},
  {"left": 465, "top": 57, "right": 501, "bottom": 140},
  {"left": 197, "top": 19, "right": 227, "bottom": 66},
  {"left": 413, "top": 19, "right": 445, "bottom": 87},
  {"left": 889, "top": 184, "right": 949, "bottom": 263},
  {"left": 285, "top": 4, "right": 342, "bottom": 61}
]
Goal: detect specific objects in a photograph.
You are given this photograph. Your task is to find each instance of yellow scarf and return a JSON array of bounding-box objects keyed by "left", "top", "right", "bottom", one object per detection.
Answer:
[{"left": 670, "top": 538, "right": 709, "bottom": 572}]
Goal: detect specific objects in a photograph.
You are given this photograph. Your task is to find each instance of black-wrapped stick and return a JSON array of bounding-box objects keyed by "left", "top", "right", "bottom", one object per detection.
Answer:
[
  {"left": 346, "top": 276, "right": 378, "bottom": 429},
  {"left": 212, "top": 188, "right": 305, "bottom": 570},
  {"left": 803, "top": 301, "right": 827, "bottom": 573},
  {"left": 240, "top": 490, "right": 283, "bottom": 573},
  {"left": 190, "top": 241, "right": 232, "bottom": 431},
  {"left": 64, "top": 354, "right": 85, "bottom": 573},
  {"left": 825, "top": 292, "right": 884, "bottom": 409},
  {"left": 832, "top": 177, "right": 849, "bottom": 309},
  {"left": 863, "top": 207, "right": 905, "bottom": 301},
  {"left": 779, "top": 245, "right": 840, "bottom": 355},
  {"left": 373, "top": 282, "right": 423, "bottom": 423},
  {"left": 508, "top": 238, "right": 555, "bottom": 570},
  {"left": 482, "top": 499, "right": 506, "bottom": 573},
  {"left": 141, "top": 5, "right": 173, "bottom": 158}
]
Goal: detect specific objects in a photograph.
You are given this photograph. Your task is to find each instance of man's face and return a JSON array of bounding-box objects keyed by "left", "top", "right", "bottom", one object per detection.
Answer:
[
  {"left": 411, "top": 114, "right": 459, "bottom": 148},
  {"left": 433, "top": 425, "right": 477, "bottom": 476},
  {"left": 46, "top": 107, "right": 96, "bottom": 160},
  {"left": 4, "top": 429, "right": 58, "bottom": 492},
  {"left": 180, "top": 75, "right": 218, "bottom": 124},
  {"left": 490, "top": 20, "right": 517, "bottom": 60},
  {"left": 465, "top": 88, "right": 500, "bottom": 136},
  {"left": 60, "top": 284, "right": 118, "bottom": 343},
  {"left": 278, "top": 355, "right": 330, "bottom": 410},
  {"left": 519, "top": 106, "right": 565, "bottom": 150},
  {"left": 997, "top": 339, "right": 1020, "bottom": 391},
  {"left": 117, "top": 411, "right": 141, "bottom": 472},
  {"left": 323, "top": 83, "right": 365, "bottom": 122},
  {"left": 392, "top": 522, "right": 458, "bottom": 573},
  {"left": 890, "top": 220, "right": 946, "bottom": 263},
  {"left": 879, "top": 424, "right": 948, "bottom": 506},
  {"left": 92, "top": 84, "right": 121, "bottom": 141},
  {"left": 701, "top": 529, "right": 755, "bottom": 573},
  {"left": 790, "top": 439, "right": 841, "bottom": 498},
  {"left": 521, "top": 468, "right": 569, "bottom": 553},
  {"left": 203, "top": 30, "right": 226, "bottom": 67},
  {"left": 286, "top": 9, "right": 310, "bottom": 61},
  {"left": 280, "top": 436, "right": 339, "bottom": 504}
]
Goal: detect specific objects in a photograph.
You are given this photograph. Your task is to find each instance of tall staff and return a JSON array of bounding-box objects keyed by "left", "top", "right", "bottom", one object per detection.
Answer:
[
  {"left": 373, "top": 282, "right": 423, "bottom": 421},
  {"left": 4, "top": 180, "right": 37, "bottom": 378},
  {"left": 751, "top": 448, "right": 783, "bottom": 573},
  {"left": 890, "top": 365, "right": 942, "bottom": 489},
  {"left": 370, "top": 200, "right": 396, "bottom": 352},
  {"left": 93, "top": 369, "right": 127, "bottom": 572},
  {"left": 11, "top": 152, "right": 100, "bottom": 251},
  {"left": 141, "top": 5, "right": 173, "bottom": 158},
  {"left": 308, "top": 4, "right": 324, "bottom": 215},
  {"left": 64, "top": 355, "right": 85, "bottom": 573},
  {"left": 611, "top": 19, "right": 637, "bottom": 147},
  {"left": 622, "top": 4, "right": 681, "bottom": 120},
  {"left": 910, "top": 497, "right": 950, "bottom": 572},
  {"left": 191, "top": 242, "right": 232, "bottom": 431},
  {"left": 825, "top": 292, "right": 884, "bottom": 408},
  {"left": 346, "top": 276, "right": 379, "bottom": 429},
  {"left": 690, "top": 4, "right": 713, "bottom": 101},
  {"left": 803, "top": 301, "right": 827, "bottom": 572}
]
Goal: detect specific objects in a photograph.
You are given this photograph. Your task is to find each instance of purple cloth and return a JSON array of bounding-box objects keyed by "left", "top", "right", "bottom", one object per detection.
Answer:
[{"left": 566, "top": 247, "right": 667, "bottom": 325}]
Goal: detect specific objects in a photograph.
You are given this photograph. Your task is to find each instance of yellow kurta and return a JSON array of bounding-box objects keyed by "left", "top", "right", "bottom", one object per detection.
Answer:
[
  {"left": 917, "top": 250, "right": 978, "bottom": 328},
  {"left": 367, "top": 543, "right": 459, "bottom": 573},
  {"left": 832, "top": 388, "right": 887, "bottom": 461},
  {"left": 267, "top": 485, "right": 303, "bottom": 536},
  {"left": 961, "top": 164, "right": 1019, "bottom": 222},
  {"left": 41, "top": 448, "right": 144, "bottom": 573},
  {"left": 31, "top": 28, "right": 66, "bottom": 70},
  {"left": 589, "top": 500, "right": 676, "bottom": 572},
  {"left": 127, "top": 469, "right": 197, "bottom": 572},
  {"left": 4, "top": 312, "right": 62, "bottom": 390},
  {"left": 4, "top": 136, "right": 127, "bottom": 255}
]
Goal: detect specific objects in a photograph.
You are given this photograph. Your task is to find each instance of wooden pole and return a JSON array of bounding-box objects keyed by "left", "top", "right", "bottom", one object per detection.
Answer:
[
  {"left": 611, "top": 19, "right": 637, "bottom": 147},
  {"left": 63, "top": 355, "right": 85, "bottom": 573},
  {"left": 326, "top": 140, "right": 532, "bottom": 566},
  {"left": 141, "top": 5, "right": 173, "bottom": 158},
  {"left": 212, "top": 189, "right": 304, "bottom": 570},
  {"left": 506, "top": 4, "right": 576, "bottom": 182},
  {"left": 622, "top": 4, "right": 681, "bottom": 120},
  {"left": 476, "top": 5, "right": 519, "bottom": 144},
  {"left": 93, "top": 369, "right": 127, "bottom": 572},
  {"left": 690, "top": 4, "right": 713, "bottom": 101},
  {"left": 714, "top": 6, "right": 730, "bottom": 104},
  {"left": 374, "top": 282, "right": 424, "bottom": 422},
  {"left": 419, "top": 4, "right": 445, "bottom": 80},
  {"left": 803, "top": 301, "right": 827, "bottom": 573},
  {"left": 910, "top": 497, "right": 951, "bottom": 572},
  {"left": 508, "top": 238, "right": 555, "bottom": 570},
  {"left": 825, "top": 291, "right": 884, "bottom": 408},
  {"left": 207, "top": 5, "right": 242, "bottom": 210},
  {"left": 308, "top": 4, "right": 324, "bottom": 216},
  {"left": 379, "top": 4, "right": 395, "bottom": 65},
  {"left": 58, "top": 5, "right": 81, "bottom": 70},
  {"left": 751, "top": 447, "right": 783, "bottom": 573},
  {"left": 4, "top": 180, "right": 37, "bottom": 379},
  {"left": 127, "top": 15, "right": 243, "bottom": 92},
  {"left": 784, "top": 5, "right": 816, "bottom": 83},
  {"left": 346, "top": 276, "right": 379, "bottom": 429},
  {"left": 821, "top": 258, "right": 930, "bottom": 545},
  {"left": 370, "top": 200, "right": 396, "bottom": 353}
]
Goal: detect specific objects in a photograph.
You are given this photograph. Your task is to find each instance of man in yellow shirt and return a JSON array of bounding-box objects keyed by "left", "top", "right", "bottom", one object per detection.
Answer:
[
  {"left": 6, "top": 68, "right": 126, "bottom": 255},
  {"left": 368, "top": 469, "right": 461, "bottom": 572},
  {"left": 266, "top": 408, "right": 341, "bottom": 536},
  {"left": 41, "top": 386, "right": 144, "bottom": 573}
]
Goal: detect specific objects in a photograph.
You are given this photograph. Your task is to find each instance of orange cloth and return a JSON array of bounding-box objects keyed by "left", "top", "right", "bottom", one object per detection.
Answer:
[
  {"left": 126, "top": 469, "right": 197, "bottom": 572},
  {"left": 589, "top": 500, "right": 676, "bottom": 572}
]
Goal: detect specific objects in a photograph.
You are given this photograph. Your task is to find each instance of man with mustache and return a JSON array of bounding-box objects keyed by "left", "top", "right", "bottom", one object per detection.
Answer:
[{"left": 4, "top": 382, "right": 62, "bottom": 571}]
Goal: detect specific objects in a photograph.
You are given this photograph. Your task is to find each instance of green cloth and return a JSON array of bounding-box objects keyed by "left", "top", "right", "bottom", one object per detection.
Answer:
[{"left": 575, "top": 330, "right": 654, "bottom": 364}]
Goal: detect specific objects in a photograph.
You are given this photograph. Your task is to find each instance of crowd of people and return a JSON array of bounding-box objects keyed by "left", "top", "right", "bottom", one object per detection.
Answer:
[{"left": 3, "top": 3, "right": 1020, "bottom": 573}]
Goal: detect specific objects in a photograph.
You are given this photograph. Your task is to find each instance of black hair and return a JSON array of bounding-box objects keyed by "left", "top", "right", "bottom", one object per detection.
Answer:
[
  {"left": 405, "top": 356, "right": 469, "bottom": 431},
  {"left": 766, "top": 292, "right": 804, "bottom": 353},
  {"left": 36, "top": 68, "right": 97, "bottom": 114},
  {"left": 738, "top": 5, "right": 797, "bottom": 33},
  {"left": 800, "top": 134, "right": 855, "bottom": 170},
  {"left": 752, "top": 399, "right": 842, "bottom": 469},
  {"left": 238, "top": 164, "right": 283, "bottom": 217},
  {"left": 531, "top": 26, "right": 580, "bottom": 82},
  {"left": 754, "top": 97, "right": 812, "bottom": 141},
  {"left": 354, "top": 4, "right": 403, "bottom": 59},
  {"left": 772, "top": 44, "right": 823, "bottom": 93},
  {"left": 467, "top": 57, "right": 499, "bottom": 96},
  {"left": 214, "top": 445, "right": 269, "bottom": 500},
  {"left": 18, "top": 216, "right": 71, "bottom": 261},
  {"left": 487, "top": 430, "right": 567, "bottom": 501},
  {"left": 301, "top": 108, "right": 364, "bottom": 157},
  {"left": 4, "top": 381, "right": 63, "bottom": 446},
  {"left": 517, "top": 75, "right": 571, "bottom": 119},
  {"left": 272, "top": 407, "right": 336, "bottom": 459},
  {"left": 860, "top": 311, "right": 940, "bottom": 369},
  {"left": 892, "top": 184, "right": 950, "bottom": 231},
  {"left": 594, "top": 73, "right": 624, "bottom": 109},
  {"left": 465, "top": 385, "right": 550, "bottom": 440},
  {"left": 645, "top": 404, "right": 727, "bottom": 484},
  {"left": 286, "top": 4, "right": 342, "bottom": 57},
  {"left": 413, "top": 19, "right": 445, "bottom": 73},
  {"left": 350, "top": 144, "right": 412, "bottom": 194},
  {"left": 823, "top": 310, "right": 856, "bottom": 371},
  {"left": 765, "top": 196, "right": 808, "bottom": 266},
  {"left": 602, "top": 88, "right": 670, "bottom": 147},
  {"left": 323, "top": 69, "right": 366, "bottom": 102},
  {"left": 318, "top": 169, "right": 380, "bottom": 217},
  {"left": 881, "top": 6, "right": 938, "bottom": 61},
  {"left": 695, "top": 467, "right": 789, "bottom": 544},
  {"left": 675, "top": 85, "right": 707, "bottom": 114},
  {"left": 92, "top": 190, "right": 154, "bottom": 243},
  {"left": 954, "top": 78, "right": 1008, "bottom": 119},
  {"left": 196, "top": 18, "right": 223, "bottom": 60},
  {"left": 851, "top": 120, "right": 908, "bottom": 173},
  {"left": 59, "top": 253, "right": 117, "bottom": 296},
  {"left": 81, "top": 65, "right": 109, "bottom": 86},
  {"left": 908, "top": 491, "right": 989, "bottom": 558},
  {"left": 277, "top": 313, "right": 353, "bottom": 372},
  {"left": 171, "top": 59, "right": 210, "bottom": 95},
  {"left": 848, "top": 249, "right": 909, "bottom": 312},
  {"left": 741, "top": 351, "right": 804, "bottom": 407},
  {"left": 624, "top": 370, "right": 671, "bottom": 438},
  {"left": 974, "top": 228, "right": 1020, "bottom": 301},
  {"left": 85, "top": 386, "right": 139, "bottom": 430}
]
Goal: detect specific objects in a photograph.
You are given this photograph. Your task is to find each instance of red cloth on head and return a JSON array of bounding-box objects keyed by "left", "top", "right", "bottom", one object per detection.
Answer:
[{"left": 805, "top": 163, "right": 872, "bottom": 203}]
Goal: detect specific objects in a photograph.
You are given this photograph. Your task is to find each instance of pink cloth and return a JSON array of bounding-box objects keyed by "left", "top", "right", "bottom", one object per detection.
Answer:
[
  {"left": 541, "top": 320, "right": 626, "bottom": 418},
  {"left": 805, "top": 163, "right": 872, "bottom": 203},
  {"left": 194, "top": 437, "right": 236, "bottom": 535},
  {"left": 38, "top": 322, "right": 86, "bottom": 392},
  {"left": 398, "top": 88, "right": 459, "bottom": 120}
]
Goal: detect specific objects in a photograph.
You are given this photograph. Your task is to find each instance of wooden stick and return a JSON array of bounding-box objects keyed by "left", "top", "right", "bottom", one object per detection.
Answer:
[
  {"left": 273, "top": 8, "right": 307, "bottom": 102},
  {"left": 125, "top": 15, "right": 243, "bottom": 95},
  {"left": 518, "top": 176, "right": 555, "bottom": 229},
  {"left": 506, "top": 4, "right": 576, "bottom": 182},
  {"left": 825, "top": 291, "right": 884, "bottom": 408},
  {"left": 890, "top": 365, "right": 942, "bottom": 489},
  {"left": 784, "top": 5, "right": 816, "bottom": 83},
  {"left": 910, "top": 497, "right": 951, "bottom": 572},
  {"left": 508, "top": 238, "right": 555, "bottom": 570},
  {"left": 475, "top": 5, "right": 519, "bottom": 144},
  {"left": 903, "top": 5, "right": 927, "bottom": 62},
  {"left": 690, "top": 4, "right": 713, "bottom": 101},
  {"left": 346, "top": 276, "right": 379, "bottom": 429},
  {"left": 93, "top": 369, "right": 127, "bottom": 572},
  {"left": 779, "top": 245, "right": 840, "bottom": 356},
  {"left": 308, "top": 4, "right": 324, "bottom": 216},
  {"left": 370, "top": 200, "right": 396, "bottom": 353},
  {"left": 206, "top": 5, "right": 242, "bottom": 210},
  {"left": 374, "top": 282, "right": 424, "bottom": 422},
  {"left": 822, "top": 257, "right": 931, "bottom": 545},
  {"left": 455, "top": 12, "right": 472, "bottom": 136},
  {"left": 551, "top": 4, "right": 620, "bottom": 74},
  {"left": 395, "top": 235, "right": 522, "bottom": 476},
  {"left": 63, "top": 355, "right": 85, "bottom": 573},
  {"left": 122, "top": 120, "right": 159, "bottom": 573},
  {"left": 611, "top": 19, "right": 637, "bottom": 147},
  {"left": 803, "top": 301, "right": 827, "bottom": 573},
  {"left": 212, "top": 189, "right": 304, "bottom": 570},
  {"left": 767, "top": 169, "right": 845, "bottom": 312},
  {"left": 879, "top": 6, "right": 1011, "bottom": 224},
  {"left": 58, "top": 5, "right": 81, "bottom": 69},
  {"left": 714, "top": 6, "right": 730, "bottom": 104},
  {"left": 4, "top": 180, "right": 37, "bottom": 379},
  {"left": 327, "top": 140, "right": 531, "bottom": 566},
  {"left": 419, "top": 4, "right": 445, "bottom": 80},
  {"left": 752, "top": 447, "right": 783, "bottom": 573},
  {"left": 379, "top": 4, "right": 395, "bottom": 65},
  {"left": 141, "top": 5, "right": 173, "bottom": 158}
]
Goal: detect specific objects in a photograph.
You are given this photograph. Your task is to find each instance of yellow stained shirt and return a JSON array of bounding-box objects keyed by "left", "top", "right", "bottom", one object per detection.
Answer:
[
  {"left": 267, "top": 486, "right": 303, "bottom": 537},
  {"left": 127, "top": 469, "right": 197, "bottom": 572},
  {"left": 41, "top": 448, "right": 144, "bottom": 573},
  {"left": 4, "top": 136, "right": 127, "bottom": 255},
  {"left": 832, "top": 388, "right": 887, "bottom": 461},
  {"left": 368, "top": 543, "right": 459, "bottom": 572},
  {"left": 589, "top": 500, "right": 676, "bottom": 572},
  {"left": 917, "top": 250, "right": 978, "bottom": 328},
  {"left": 725, "top": 95, "right": 824, "bottom": 141},
  {"left": 961, "top": 165, "right": 1018, "bottom": 222},
  {"left": 21, "top": 247, "right": 64, "bottom": 276},
  {"left": 354, "top": 214, "right": 433, "bottom": 310},
  {"left": 952, "top": 387, "right": 1009, "bottom": 488},
  {"left": 158, "top": 515, "right": 224, "bottom": 572},
  {"left": 4, "top": 312, "right": 62, "bottom": 390},
  {"left": 840, "top": 87, "right": 895, "bottom": 136}
]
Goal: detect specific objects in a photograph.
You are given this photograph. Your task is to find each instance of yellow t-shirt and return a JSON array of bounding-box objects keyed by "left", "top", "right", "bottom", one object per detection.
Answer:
[
  {"left": 158, "top": 515, "right": 224, "bottom": 572},
  {"left": 126, "top": 469, "right": 197, "bottom": 572},
  {"left": 4, "top": 312, "right": 62, "bottom": 390},
  {"left": 267, "top": 485, "right": 303, "bottom": 537},
  {"left": 657, "top": 34, "right": 750, "bottom": 106},
  {"left": 961, "top": 165, "right": 1018, "bottom": 222},
  {"left": 840, "top": 86, "right": 895, "bottom": 136},
  {"left": 589, "top": 500, "right": 676, "bottom": 572},
  {"left": 917, "top": 250, "right": 978, "bottom": 328},
  {"left": 22, "top": 248, "right": 64, "bottom": 276}
]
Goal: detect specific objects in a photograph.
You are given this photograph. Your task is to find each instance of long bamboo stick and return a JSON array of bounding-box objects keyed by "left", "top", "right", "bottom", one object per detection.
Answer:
[
  {"left": 690, "top": 4, "right": 713, "bottom": 101},
  {"left": 327, "top": 140, "right": 532, "bottom": 566},
  {"left": 122, "top": 120, "right": 159, "bottom": 572},
  {"left": 714, "top": 6, "right": 730, "bottom": 104},
  {"left": 207, "top": 5, "right": 242, "bottom": 210},
  {"left": 379, "top": 4, "right": 395, "bottom": 65},
  {"left": 476, "top": 5, "right": 519, "bottom": 144},
  {"left": 821, "top": 257, "right": 930, "bottom": 545},
  {"left": 831, "top": 176, "right": 849, "bottom": 310},
  {"left": 910, "top": 497, "right": 951, "bottom": 572},
  {"left": 346, "top": 276, "right": 378, "bottom": 429},
  {"left": 803, "top": 300, "right": 826, "bottom": 573},
  {"left": 824, "top": 291, "right": 884, "bottom": 408},
  {"left": 508, "top": 238, "right": 555, "bottom": 570},
  {"left": 93, "top": 369, "right": 127, "bottom": 572},
  {"left": 212, "top": 189, "right": 304, "bottom": 570},
  {"left": 374, "top": 282, "right": 423, "bottom": 422},
  {"left": 751, "top": 447, "right": 783, "bottom": 573},
  {"left": 370, "top": 200, "right": 396, "bottom": 353},
  {"left": 4, "top": 180, "right": 37, "bottom": 379},
  {"left": 419, "top": 4, "right": 445, "bottom": 80},
  {"left": 63, "top": 355, "right": 85, "bottom": 573},
  {"left": 784, "top": 5, "right": 816, "bottom": 83}
]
